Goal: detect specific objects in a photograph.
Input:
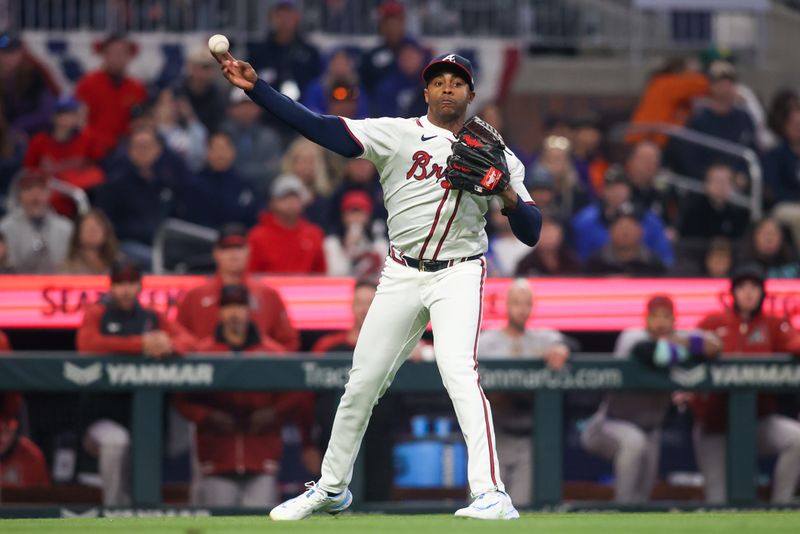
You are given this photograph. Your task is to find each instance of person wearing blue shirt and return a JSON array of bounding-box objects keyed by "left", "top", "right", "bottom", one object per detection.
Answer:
[
  {"left": 572, "top": 166, "right": 674, "bottom": 266},
  {"left": 182, "top": 132, "right": 262, "bottom": 230}
]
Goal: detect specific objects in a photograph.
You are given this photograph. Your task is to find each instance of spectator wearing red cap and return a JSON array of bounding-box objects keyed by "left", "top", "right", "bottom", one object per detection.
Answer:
[
  {"left": 581, "top": 295, "right": 720, "bottom": 503},
  {"left": 0, "top": 415, "right": 50, "bottom": 489},
  {"left": 692, "top": 264, "right": 800, "bottom": 504},
  {"left": 326, "top": 157, "right": 387, "bottom": 235},
  {"left": 177, "top": 284, "right": 314, "bottom": 507},
  {"left": 23, "top": 96, "right": 106, "bottom": 216},
  {"left": 77, "top": 259, "right": 196, "bottom": 356},
  {"left": 74, "top": 33, "right": 147, "bottom": 154},
  {"left": 324, "top": 191, "right": 388, "bottom": 277},
  {"left": 177, "top": 224, "right": 299, "bottom": 350},
  {"left": 0, "top": 170, "right": 73, "bottom": 273},
  {"left": 247, "top": 175, "right": 326, "bottom": 274},
  {"left": 0, "top": 33, "right": 59, "bottom": 136},
  {"left": 76, "top": 259, "right": 195, "bottom": 506}
]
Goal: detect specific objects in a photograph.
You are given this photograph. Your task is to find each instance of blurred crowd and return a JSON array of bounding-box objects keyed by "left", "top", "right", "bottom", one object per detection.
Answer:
[{"left": 0, "top": 1, "right": 798, "bottom": 280}]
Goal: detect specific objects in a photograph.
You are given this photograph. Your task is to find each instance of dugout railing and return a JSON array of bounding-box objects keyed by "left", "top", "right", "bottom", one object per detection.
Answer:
[{"left": 1, "top": 354, "right": 799, "bottom": 517}]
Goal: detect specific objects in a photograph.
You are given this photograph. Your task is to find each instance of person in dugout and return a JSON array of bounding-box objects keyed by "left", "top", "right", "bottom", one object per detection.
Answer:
[
  {"left": 76, "top": 259, "right": 196, "bottom": 505},
  {"left": 692, "top": 263, "right": 800, "bottom": 504},
  {"left": 177, "top": 223, "right": 299, "bottom": 351},
  {"left": 175, "top": 284, "right": 314, "bottom": 508},
  {"left": 0, "top": 413, "right": 50, "bottom": 490},
  {"left": 0, "top": 331, "right": 46, "bottom": 490}
]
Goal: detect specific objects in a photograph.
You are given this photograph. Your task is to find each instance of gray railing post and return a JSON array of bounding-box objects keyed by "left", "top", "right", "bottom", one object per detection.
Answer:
[
  {"left": 727, "top": 390, "right": 757, "bottom": 505},
  {"left": 533, "top": 388, "right": 563, "bottom": 507},
  {"left": 131, "top": 389, "right": 164, "bottom": 507}
]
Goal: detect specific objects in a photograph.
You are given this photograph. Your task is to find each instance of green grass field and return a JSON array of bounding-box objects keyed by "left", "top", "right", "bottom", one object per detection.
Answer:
[{"left": 3, "top": 512, "right": 800, "bottom": 534}]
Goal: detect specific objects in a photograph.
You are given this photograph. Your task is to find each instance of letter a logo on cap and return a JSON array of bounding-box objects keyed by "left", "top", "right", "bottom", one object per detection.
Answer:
[{"left": 443, "top": 54, "right": 456, "bottom": 62}]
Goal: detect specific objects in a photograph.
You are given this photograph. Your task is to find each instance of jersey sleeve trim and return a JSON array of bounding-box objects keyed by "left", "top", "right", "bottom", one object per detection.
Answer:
[{"left": 338, "top": 117, "right": 365, "bottom": 157}]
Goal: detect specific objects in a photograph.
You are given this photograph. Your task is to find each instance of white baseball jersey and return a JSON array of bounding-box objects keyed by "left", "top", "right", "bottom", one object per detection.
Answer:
[{"left": 342, "top": 115, "right": 532, "bottom": 260}]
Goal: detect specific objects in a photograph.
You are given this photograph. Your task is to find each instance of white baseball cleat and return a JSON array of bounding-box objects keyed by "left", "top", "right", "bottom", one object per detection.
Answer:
[
  {"left": 454, "top": 490, "right": 520, "bottom": 520},
  {"left": 269, "top": 481, "right": 353, "bottom": 521}
]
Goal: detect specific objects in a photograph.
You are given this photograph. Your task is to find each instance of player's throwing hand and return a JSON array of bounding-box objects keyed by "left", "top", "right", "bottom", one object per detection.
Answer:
[{"left": 212, "top": 51, "right": 257, "bottom": 91}]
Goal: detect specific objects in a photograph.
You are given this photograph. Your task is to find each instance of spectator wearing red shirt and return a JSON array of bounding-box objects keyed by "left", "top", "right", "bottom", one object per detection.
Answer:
[
  {"left": 175, "top": 284, "right": 310, "bottom": 507},
  {"left": 75, "top": 33, "right": 147, "bottom": 155},
  {"left": 0, "top": 415, "right": 50, "bottom": 489},
  {"left": 693, "top": 263, "right": 800, "bottom": 504},
  {"left": 24, "top": 96, "right": 106, "bottom": 215},
  {"left": 76, "top": 260, "right": 195, "bottom": 506},
  {"left": 248, "top": 174, "right": 326, "bottom": 274},
  {"left": 178, "top": 224, "right": 299, "bottom": 350}
]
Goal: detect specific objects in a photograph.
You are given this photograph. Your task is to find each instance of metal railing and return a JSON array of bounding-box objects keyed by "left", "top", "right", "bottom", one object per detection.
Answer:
[
  {"left": 151, "top": 218, "right": 218, "bottom": 275},
  {"left": 623, "top": 122, "right": 763, "bottom": 221},
  {"left": 0, "top": 0, "right": 772, "bottom": 61}
]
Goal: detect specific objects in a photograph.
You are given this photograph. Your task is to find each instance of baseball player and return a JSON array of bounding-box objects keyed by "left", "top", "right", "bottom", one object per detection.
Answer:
[
  {"left": 692, "top": 264, "right": 800, "bottom": 504},
  {"left": 580, "top": 295, "right": 720, "bottom": 503},
  {"left": 215, "top": 49, "right": 542, "bottom": 520}
]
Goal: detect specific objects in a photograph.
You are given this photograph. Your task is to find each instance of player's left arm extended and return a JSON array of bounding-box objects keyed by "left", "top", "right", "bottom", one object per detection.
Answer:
[{"left": 500, "top": 187, "right": 542, "bottom": 247}]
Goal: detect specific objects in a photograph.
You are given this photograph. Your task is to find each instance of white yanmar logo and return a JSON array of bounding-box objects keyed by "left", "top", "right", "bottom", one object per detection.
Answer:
[
  {"left": 63, "top": 362, "right": 215, "bottom": 386},
  {"left": 669, "top": 365, "right": 707, "bottom": 387},
  {"left": 63, "top": 362, "right": 103, "bottom": 386},
  {"left": 106, "top": 363, "right": 214, "bottom": 386}
]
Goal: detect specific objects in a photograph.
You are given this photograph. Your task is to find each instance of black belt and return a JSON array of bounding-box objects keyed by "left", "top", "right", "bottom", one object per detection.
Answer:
[{"left": 400, "top": 253, "right": 483, "bottom": 272}]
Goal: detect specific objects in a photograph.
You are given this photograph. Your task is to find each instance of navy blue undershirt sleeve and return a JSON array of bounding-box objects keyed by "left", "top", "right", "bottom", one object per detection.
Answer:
[
  {"left": 246, "top": 78, "right": 363, "bottom": 158},
  {"left": 502, "top": 197, "right": 542, "bottom": 247}
]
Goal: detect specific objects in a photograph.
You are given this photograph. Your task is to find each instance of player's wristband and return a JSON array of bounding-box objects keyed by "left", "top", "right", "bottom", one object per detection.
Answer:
[
  {"left": 504, "top": 197, "right": 542, "bottom": 247},
  {"left": 688, "top": 333, "right": 705, "bottom": 356},
  {"left": 653, "top": 339, "right": 689, "bottom": 367}
]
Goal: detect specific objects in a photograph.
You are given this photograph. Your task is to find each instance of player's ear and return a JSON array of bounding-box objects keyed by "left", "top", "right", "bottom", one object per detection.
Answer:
[
  {"left": 423, "top": 86, "right": 429, "bottom": 104},
  {"left": 468, "top": 90, "right": 475, "bottom": 104}
]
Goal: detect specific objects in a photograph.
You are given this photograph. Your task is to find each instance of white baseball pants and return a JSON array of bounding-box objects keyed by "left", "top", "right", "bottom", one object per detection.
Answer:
[
  {"left": 318, "top": 256, "right": 504, "bottom": 497},
  {"left": 580, "top": 412, "right": 661, "bottom": 503},
  {"left": 196, "top": 474, "right": 279, "bottom": 508},
  {"left": 693, "top": 415, "right": 800, "bottom": 504}
]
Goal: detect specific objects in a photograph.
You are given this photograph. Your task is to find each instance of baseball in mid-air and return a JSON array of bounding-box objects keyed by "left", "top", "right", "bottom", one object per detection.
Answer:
[{"left": 208, "top": 34, "right": 229, "bottom": 55}]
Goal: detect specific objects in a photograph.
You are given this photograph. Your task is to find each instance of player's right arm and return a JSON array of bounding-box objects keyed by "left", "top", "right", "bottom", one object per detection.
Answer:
[{"left": 216, "top": 52, "right": 362, "bottom": 158}]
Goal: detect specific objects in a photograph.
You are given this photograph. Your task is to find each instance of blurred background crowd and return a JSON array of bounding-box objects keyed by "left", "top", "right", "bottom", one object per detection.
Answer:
[
  {"left": 1, "top": 0, "right": 800, "bottom": 512},
  {"left": 0, "top": 1, "right": 799, "bottom": 280}
]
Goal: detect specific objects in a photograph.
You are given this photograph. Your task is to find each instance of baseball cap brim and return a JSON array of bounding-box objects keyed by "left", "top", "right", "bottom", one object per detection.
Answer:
[{"left": 422, "top": 61, "right": 473, "bottom": 90}]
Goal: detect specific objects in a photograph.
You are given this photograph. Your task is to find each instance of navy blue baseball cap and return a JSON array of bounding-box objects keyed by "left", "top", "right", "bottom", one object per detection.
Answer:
[
  {"left": 55, "top": 96, "right": 80, "bottom": 114},
  {"left": 422, "top": 54, "right": 474, "bottom": 90}
]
